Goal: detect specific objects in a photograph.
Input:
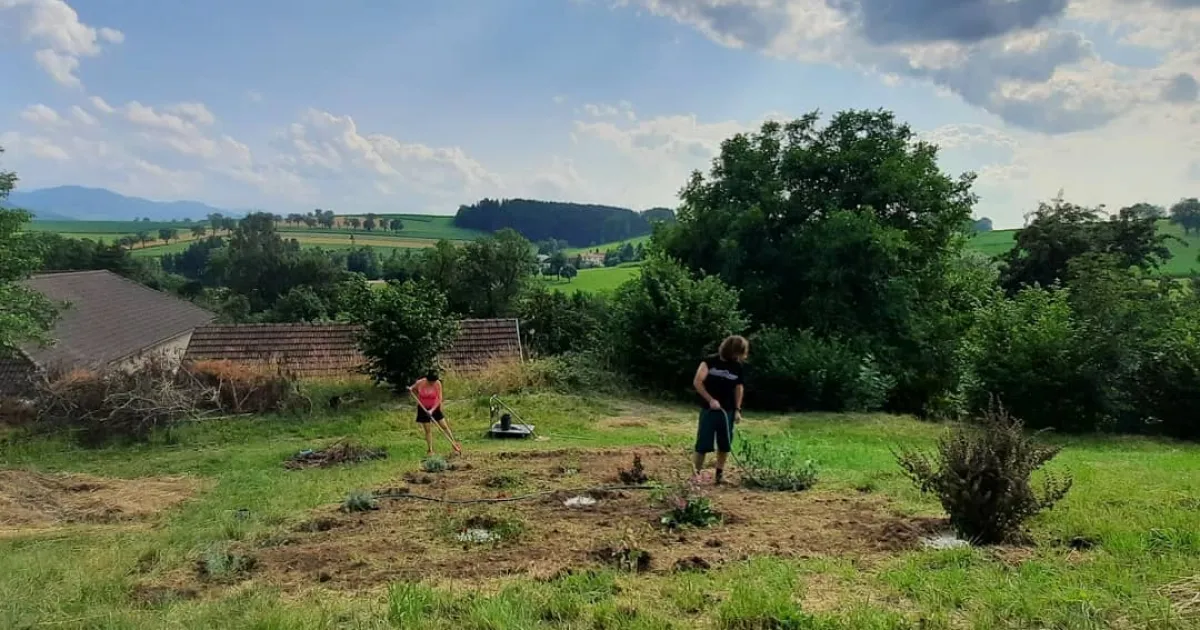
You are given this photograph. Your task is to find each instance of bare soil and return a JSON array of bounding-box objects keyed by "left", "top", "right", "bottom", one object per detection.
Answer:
[
  {"left": 0, "top": 470, "right": 200, "bottom": 532},
  {"left": 230, "top": 448, "right": 944, "bottom": 592}
]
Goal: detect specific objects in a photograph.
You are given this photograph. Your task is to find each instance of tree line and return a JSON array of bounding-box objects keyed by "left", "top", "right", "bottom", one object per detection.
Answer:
[{"left": 453, "top": 198, "right": 675, "bottom": 247}]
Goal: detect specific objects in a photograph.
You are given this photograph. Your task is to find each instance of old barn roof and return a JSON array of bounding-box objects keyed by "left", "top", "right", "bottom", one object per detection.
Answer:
[
  {"left": 20, "top": 270, "right": 215, "bottom": 372},
  {"left": 182, "top": 323, "right": 366, "bottom": 379},
  {"left": 182, "top": 318, "right": 523, "bottom": 378},
  {"left": 442, "top": 319, "right": 523, "bottom": 370}
]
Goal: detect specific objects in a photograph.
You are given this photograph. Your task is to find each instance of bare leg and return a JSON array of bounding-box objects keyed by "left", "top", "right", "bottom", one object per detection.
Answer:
[
  {"left": 715, "top": 452, "right": 729, "bottom": 470},
  {"left": 693, "top": 452, "right": 706, "bottom": 474},
  {"left": 435, "top": 419, "right": 462, "bottom": 453},
  {"left": 423, "top": 423, "right": 434, "bottom": 456}
]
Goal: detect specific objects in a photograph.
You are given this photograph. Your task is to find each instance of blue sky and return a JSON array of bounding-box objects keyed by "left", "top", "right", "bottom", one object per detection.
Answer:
[{"left": 2, "top": 0, "right": 1198, "bottom": 228}]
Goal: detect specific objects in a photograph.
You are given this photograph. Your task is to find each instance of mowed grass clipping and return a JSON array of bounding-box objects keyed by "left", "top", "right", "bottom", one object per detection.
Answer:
[{"left": 1, "top": 385, "right": 1198, "bottom": 629}]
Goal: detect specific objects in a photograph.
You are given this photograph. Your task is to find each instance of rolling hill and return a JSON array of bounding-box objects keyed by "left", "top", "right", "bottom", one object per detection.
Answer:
[{"left": 7, "top": 186, "right": 241, "bottom": 221}]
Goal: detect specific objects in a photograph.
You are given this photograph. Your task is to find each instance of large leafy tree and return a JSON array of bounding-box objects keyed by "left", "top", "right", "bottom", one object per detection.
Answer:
[
  {"left": 354, "top": 280, "right": 459, "bottom": 391},
  {"left": 1170, "top": 197, "right": 1200, "bottom": 235},
  {"left": 0, "top": 146, "right": 58, "bottom": 354},
  {"left": 656, "top": 110, "right": 978, "bottom": 412},
  {"left": 1000, "top": 196, "right": 1172, "bottom": 293},
  {"left": 453, "top": 229, "right": 538, "bottom": 317}
]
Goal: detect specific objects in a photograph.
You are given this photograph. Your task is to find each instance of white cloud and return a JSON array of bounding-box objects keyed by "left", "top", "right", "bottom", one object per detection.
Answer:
[
  {"left": 33, "top": 48, "right": 81, "bottom": 88},
  {"left": 246, "top": 90, "right": 264, "bottom": 104},
  {"left": 88, "top": 95, "right": 115, "bottom": 114},
  {"left": 19, "top": 103, "right": 63, "bottom": 126},
  {"left": 0, "top": 131, "right": 70, "bottom": 161},
  {"left": 275, "top": 108, "right": 504, "bottom": 199},
  {"left": 167, "top": 102, "right": 216, "bottom": 126},
  {"left": 619, "top": 0, "right": 1200, "bottom": 135},
  {"left": 0, "top": 0, "right": 124, "bottom": 87},
  {"left": 69, "top": 105, "right": 96, "bottom": 125}
]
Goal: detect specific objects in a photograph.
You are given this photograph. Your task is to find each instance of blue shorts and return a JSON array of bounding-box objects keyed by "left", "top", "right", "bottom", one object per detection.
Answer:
[{"left": 695, "top": 409, "right": 733, "bottom": 454}]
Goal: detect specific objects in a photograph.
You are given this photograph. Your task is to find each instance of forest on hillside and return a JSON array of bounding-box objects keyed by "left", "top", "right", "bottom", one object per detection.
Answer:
[{"left": 453, "top": 198, "right": 675, "bottom": 246}]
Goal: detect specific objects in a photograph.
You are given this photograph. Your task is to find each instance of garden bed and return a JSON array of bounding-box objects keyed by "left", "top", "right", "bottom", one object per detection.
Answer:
[{"left": 194, "top": 448, "right": 944, "bottom": 592}]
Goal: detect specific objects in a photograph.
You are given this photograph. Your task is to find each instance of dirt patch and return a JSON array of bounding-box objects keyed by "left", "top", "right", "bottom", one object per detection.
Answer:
[
  {"left": 0, "top": 470, "right": 200, "bottom": 531},
  {"left": 592, "top": 545, "right": 653, "bottom": 572},
  {"left": 199, "top": 448, "right": 943, "bottom": 593}
]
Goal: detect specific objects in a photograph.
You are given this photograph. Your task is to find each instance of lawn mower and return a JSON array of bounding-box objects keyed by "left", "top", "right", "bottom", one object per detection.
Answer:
[{"left": 487, "top": 394, "right": 535, "bottom": 439}]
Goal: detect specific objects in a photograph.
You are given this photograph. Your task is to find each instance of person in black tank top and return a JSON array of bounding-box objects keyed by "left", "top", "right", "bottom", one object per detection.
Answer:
[{"left": 692, "top": 335, "right": 749, "bottom": 484}]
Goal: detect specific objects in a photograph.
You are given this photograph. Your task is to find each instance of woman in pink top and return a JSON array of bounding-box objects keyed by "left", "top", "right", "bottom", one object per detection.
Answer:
[{"left": 408, "top": 370, "right": 461, "bottom": 457}]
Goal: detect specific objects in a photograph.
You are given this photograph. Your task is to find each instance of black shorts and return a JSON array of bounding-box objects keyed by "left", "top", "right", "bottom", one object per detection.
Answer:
[
  {"left": 416, "top": 406, "right": 444, "bottom": 423},
  {"left": 695, "top": 409, "right": 734, "bottom": 454}
]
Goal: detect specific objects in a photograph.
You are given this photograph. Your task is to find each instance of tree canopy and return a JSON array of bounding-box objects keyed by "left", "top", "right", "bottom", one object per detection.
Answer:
[
  {"left": 0, "top": 146, "right": 59, "bottom": 354},
  {"left": 454, "top": 198, "right": 674, "bottom": 246}
]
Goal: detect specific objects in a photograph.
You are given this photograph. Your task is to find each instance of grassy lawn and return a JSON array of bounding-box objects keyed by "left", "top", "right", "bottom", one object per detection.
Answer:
[
  {"left": 540, "top": 263, "right": 642, "bottom": 293},
  {"left": 1, "top": 384, "right": 1198, "bottom": 629}
]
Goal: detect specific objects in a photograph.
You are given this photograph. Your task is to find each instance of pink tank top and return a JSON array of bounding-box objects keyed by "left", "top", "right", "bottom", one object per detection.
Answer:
[{"left": 416, "top": 382, "right": 440, "bottom": 409}]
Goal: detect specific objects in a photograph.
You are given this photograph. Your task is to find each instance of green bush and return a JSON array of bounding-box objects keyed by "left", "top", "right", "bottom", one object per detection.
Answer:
[
  {"left": 608, "top": 257, "right": 748, "bottom": 395},
  {"left": 896, "top": 403, "right": 1073, "bottom": 544},
  {"left": 516, "top": 286, "right": 609, "bottom": 357},
  {"left": 354, "top": 279, "right": 459, "bottom": 392},
  {"left": 960, "top": 285, "right": 1112, "bottom": 432},
  {"left": 738, "top": 438, "right": 819, "bottom": 491},
  {"left": 1129, "top": 315, "right": 1200, "bottom": 440},
  {"left": 748, "top": 327, "right": 893, "bottom": 412},
  {"left": 535, "top": 351, "right": 625, "bottom": 395}
]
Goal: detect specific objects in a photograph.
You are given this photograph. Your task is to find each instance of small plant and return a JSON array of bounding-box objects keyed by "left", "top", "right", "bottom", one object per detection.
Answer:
[
  {"left": 483, "top": 470, "right": 523, "bottom": 489},
  {"left": 443, "top": 511, "right": 525, "bottom": 545},
  {"left": 342, "top": 490, "right": 379, "bottom": 513},
  {"left": 196, "top": 545, "right": 256, "bottom": 582},
  {"left": 895, "top": 402, "right": 1073, "bottom": 545},
  {"left": 737, "top": 438, "right": 819, "bottom": 491},
  {"left": 422, "top": 455, "right": 449, "bottom": 473},
  {"left": 655, "top": 475, "right": 721, "bottom": 529},
  {"left": 617, "top": 454, "right": 650, "bottom": 485}
]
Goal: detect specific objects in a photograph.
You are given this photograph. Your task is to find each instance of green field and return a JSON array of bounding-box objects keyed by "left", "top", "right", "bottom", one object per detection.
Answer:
[
  {"left": 564, "top": 235, "right": 651, "bottom": 256},
  {"left": 1, "top": 383, "right": 1198, "bottom": 628},
  {"left": 331, "top": 214, "right": 485, "bottom": 241},
  {"left": 541, "top": 263, "right": 642, "bottom": 293},
  {"left": 30, "top": 217, "right": 481, "bottom": 257}
]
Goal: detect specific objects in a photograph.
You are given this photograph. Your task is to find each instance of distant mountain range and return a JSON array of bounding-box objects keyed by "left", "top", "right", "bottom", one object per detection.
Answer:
[{"left": 5, "top": 186, "right": 241, "bottom": 222}]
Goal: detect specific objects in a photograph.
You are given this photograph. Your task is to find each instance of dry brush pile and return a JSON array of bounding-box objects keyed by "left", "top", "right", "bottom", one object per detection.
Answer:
[{"left": 29, "top": 356, "right": 308, "bottom": 446}]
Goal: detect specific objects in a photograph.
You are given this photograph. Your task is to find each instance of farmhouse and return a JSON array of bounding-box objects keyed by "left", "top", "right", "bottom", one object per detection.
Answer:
[
  {"left": 577, "top": 252, "right": 605, "bottom": 268},
  {"left": 181, "top": 318, "right": 522, "bottom": 377},
  {"left": 0, "top": 270, "right": 216, "bottom": 395}
]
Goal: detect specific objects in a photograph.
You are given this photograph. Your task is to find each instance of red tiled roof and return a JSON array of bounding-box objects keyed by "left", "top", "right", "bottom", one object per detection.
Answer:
[
  {"left": 182, "top": 323, "right": 366, "bottom": 379},
  {"left": 441, "top": 318, "right": 523, "bottom": 371},
  {"left": 181, "top": 319, "right": 523, "bottom": 378}
]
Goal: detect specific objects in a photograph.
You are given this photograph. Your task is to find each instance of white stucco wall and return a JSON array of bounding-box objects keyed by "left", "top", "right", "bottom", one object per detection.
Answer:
[{"left": 111, "top": 331, "right": 194, "bottom": 374}]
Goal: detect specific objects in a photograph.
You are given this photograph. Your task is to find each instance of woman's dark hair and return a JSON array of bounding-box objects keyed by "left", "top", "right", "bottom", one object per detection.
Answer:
[
  {"left": 425, "top": 369, "right": 440, "bottom": 382},
  {"left": 718, "top": 335, "right": 750, "bottom": 362}
]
